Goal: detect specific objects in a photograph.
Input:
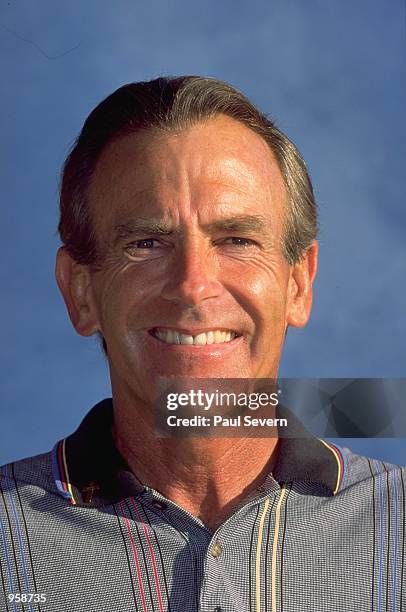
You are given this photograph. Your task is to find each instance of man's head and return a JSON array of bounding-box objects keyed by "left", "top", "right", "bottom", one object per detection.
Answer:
[
  {"left": 59, "top": 76, "right": 317, "bottom": 267},
  {"left": 56, "top": 76, "right": 318, "bottom": 399}
]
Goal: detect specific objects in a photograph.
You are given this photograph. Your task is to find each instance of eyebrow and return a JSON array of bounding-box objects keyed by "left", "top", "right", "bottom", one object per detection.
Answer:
[
  {"left": 113, "top": 214, "right": 269, "bottom": 244},
  {"left": 114, "top": 220, "right": 176, "bottom": 241},
  {"left": 201, "top": 214, "right": 268, "bottom": 234}
]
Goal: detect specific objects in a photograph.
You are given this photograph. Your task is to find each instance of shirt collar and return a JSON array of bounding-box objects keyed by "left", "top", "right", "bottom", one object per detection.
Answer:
[
  {"left": 51, "top": 398, "right": 345, "bottom": 507},
  {"left": 272, "top": 408, "right": 345, "bottom": 496}
]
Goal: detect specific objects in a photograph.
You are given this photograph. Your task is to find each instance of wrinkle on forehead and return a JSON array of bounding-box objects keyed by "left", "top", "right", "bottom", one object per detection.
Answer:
[
  {"left": 133, "top": 118, "right": 280, "bottom": 193},
  {"left": 88, "top": 114, "right": 288, "bottom": 239}
]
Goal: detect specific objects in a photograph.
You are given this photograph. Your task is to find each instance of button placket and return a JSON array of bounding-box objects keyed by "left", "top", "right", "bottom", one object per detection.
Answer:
[
  {"left": 151, "top": 499, "right": 167, "bottom": 511},
  {"left": 210, "top": 540, "right": 223, "bottom": 558}
]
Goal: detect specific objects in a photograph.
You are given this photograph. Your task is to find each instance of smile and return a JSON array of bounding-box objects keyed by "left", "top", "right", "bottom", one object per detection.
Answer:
[{"left": 149, "top": 328, "right": 241, "bottom": 346}]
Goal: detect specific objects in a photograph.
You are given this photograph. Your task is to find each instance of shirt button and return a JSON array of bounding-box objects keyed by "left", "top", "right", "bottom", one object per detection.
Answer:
[
  {"left": 151, "top": 500, "right": 167, "bottom": 510},
  {"left": 210, "top": 540, "right": 223, "bottom": 558}
]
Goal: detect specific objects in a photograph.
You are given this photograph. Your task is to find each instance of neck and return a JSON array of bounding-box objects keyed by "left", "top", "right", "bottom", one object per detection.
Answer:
[{"left": 111, "top": 387, "right": 279, "bottom": 530}]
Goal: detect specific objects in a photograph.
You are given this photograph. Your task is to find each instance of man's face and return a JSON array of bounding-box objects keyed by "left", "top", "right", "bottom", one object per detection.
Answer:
[{"left": 59, "top": 115, "right": 317, "bottom": 402}]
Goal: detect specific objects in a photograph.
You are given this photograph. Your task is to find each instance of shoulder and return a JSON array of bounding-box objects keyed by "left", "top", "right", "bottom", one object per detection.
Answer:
[
  {"left": 339, "top": 445, "right": 405, "bottom": 497},
  {"left": 0, "top": 451, "right": 59, "bottom": 500}
]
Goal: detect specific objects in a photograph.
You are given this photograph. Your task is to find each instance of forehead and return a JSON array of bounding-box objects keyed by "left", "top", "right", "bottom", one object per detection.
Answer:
[{"left": 88, "top": 114, "right": 287, "bottom": 229}]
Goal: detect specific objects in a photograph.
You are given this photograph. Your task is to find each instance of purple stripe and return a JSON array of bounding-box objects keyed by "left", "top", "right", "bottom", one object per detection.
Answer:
[
  {"left": 2, "top": 464, "right": 34, "bottom": 612},
  {"left": 391, "top": 471, "right": 398, "bottom": 611},
  {"left": 51, "top": 442, "right": 73, "bottom": 501},
  {"left": 374, "top": 460, "right": 384, "bottom": 612},
  {"left": 0, "top": 475, "right": 17, "bottom": 612}
]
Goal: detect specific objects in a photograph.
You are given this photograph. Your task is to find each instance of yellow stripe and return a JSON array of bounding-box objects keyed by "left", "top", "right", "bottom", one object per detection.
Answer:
[
  {"left": 255, "top": 497, "right": 270, "bottom": 612},
  {"left": 62, "top": 438, "right": 76, "bottom": 505},
  {"left": 319, "top": 439, "right": 342, "bottom": 495},
  {"left": 271, "top": 486, "right": 286, "bottom": 612}
]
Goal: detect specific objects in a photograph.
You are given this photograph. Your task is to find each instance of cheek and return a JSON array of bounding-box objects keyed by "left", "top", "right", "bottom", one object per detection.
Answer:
[
  {"left": 94, "top": 265, "right": 154, "bottom": 337},
  {"left": 225, "top": 258, "right": 290, "bottom": 324}
]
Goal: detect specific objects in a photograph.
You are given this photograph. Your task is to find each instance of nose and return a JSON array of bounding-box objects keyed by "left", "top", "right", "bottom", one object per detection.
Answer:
[{"left": 161, "top": 240, "right": 222, "bottom": 306}]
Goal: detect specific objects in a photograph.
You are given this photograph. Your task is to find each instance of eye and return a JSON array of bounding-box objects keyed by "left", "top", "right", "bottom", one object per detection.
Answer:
[
  {"left": 222, "top": 237, "right": 258, "bottom": 247},
  {"left": 124, "top": 238, "right": 167, "bottom": 259},
  {"left": 126, "top": 238, "right": 161, "bottom": 250}
]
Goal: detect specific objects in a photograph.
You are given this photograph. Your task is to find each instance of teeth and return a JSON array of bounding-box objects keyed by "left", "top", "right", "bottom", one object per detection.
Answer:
[
  {"left": 213, "top": 331, "right": 223, "bottom": 343},
  {"left": 194, "top": 333, "right": 207, "bottom": 345},
  {"left": 153, "top": 329, "right": 238, "bottom": 346},
  {"left": 180, "top": 333, "right": 194, "bottom": 345}
]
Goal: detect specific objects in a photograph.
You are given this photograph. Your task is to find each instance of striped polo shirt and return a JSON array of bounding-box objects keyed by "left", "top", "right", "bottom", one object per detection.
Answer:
[{"left": 0, "top": 398, "right": 405, "bottom": 611}]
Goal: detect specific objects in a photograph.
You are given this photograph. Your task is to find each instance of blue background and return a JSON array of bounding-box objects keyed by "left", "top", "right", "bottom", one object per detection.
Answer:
[{"left": 1, "top": 0, "right": 405, "bottom": 464}]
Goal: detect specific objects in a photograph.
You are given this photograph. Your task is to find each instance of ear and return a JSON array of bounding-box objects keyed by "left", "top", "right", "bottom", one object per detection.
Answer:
[
  {"left": 55, "top": 247, "right": 100, "bottom": 336},
  {"left": 286, "top": 240, "right": 318, "bottom": 328}
]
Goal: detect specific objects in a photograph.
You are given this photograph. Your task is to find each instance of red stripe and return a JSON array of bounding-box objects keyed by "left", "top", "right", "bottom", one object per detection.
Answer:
[
  {"left": 326, "top": 441, "right": 344, "bottom": 489},
  {"left": 120, "top": 501, "right": 148, "bottom": 612},
  {"left": 57, "top": 440, "right": 69, "bottom": 494},
  {"left": 130, "top": 498, "right": 165, "bottom": 612}
]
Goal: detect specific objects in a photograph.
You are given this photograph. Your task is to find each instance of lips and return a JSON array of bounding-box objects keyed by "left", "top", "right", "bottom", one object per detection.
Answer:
[{"left": 148, "top": 327, "right": 241, "bottom": 346}]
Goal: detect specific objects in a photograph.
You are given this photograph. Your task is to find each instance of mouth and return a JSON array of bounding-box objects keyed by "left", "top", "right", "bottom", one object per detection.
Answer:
[{"left": 148, "top": 327, "right": 243, "bottom": 346}]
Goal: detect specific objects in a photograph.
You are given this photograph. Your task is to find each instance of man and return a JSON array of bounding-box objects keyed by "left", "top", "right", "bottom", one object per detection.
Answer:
[{"left": 0, "top": 76, "right": 404, "bottom": 612}]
